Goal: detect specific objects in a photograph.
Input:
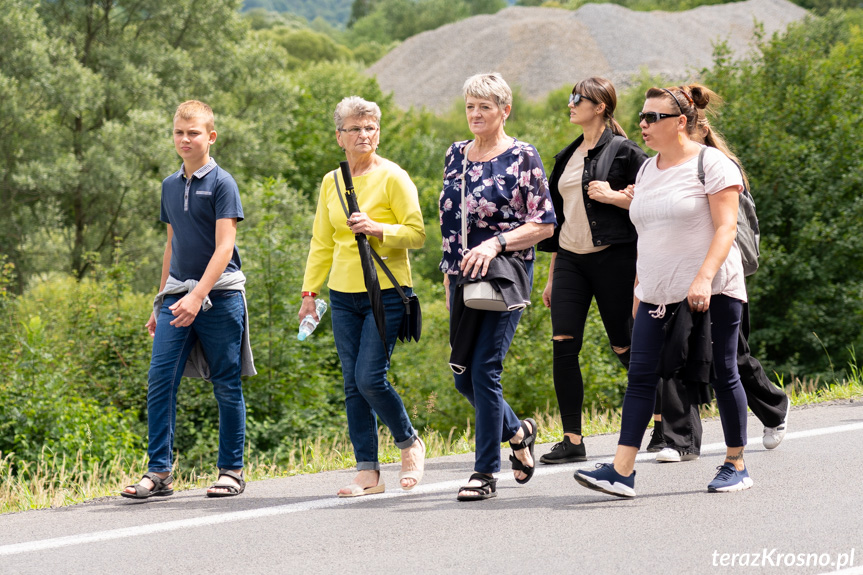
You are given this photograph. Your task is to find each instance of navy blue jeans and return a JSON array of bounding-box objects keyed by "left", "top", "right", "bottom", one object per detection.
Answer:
[
  {"left": 330, "top": 288, "right": 417, "bottom": 471},
  {"left": 448, "top": 262, "right": 533, "bottom": 474},
  {"left": 619, "top": 295, "right": 748, "bottom": 449},
  {"left": 147, "top": 291, "right": 246, "bottom": 472}
]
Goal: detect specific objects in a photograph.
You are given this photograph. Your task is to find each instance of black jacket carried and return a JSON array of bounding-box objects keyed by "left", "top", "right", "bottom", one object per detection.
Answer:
[
  {"left": 449, "top": 255, "right": 531, "bottom": 374},
  {"left": 657, "top": 302, "right": 715, "bottom": 385},
  {"left": 537, "top": 128, "right": 647, "bottom": 253}
]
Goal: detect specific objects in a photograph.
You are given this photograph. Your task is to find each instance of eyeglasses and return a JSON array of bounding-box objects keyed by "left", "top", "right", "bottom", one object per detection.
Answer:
[
  {"left": 638, "top": 111, "right": 680, "bottom": 124},
  {"left": 569, "top": 93, "right": 596, "bottom": 106},
  {"left": 339, "top": 125, "right": 379, "bottom": 136}
]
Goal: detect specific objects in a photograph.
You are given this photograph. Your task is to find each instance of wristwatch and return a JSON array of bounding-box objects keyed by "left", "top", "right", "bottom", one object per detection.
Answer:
[{"left": 497, "top": 234, "right": 507, "bottom": 252}]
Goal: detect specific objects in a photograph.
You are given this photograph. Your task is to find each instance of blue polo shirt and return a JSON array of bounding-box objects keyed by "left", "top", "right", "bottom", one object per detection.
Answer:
[{"left": 160, "top": 158, "right": 244, "bottom": 282}]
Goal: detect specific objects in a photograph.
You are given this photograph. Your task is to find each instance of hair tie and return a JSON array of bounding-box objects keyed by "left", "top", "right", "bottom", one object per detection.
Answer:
[{"left": 678, "top": 87, "right": 695, "bottom": 106}]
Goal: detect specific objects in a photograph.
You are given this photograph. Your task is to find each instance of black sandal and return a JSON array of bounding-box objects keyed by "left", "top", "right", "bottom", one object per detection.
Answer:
[
  {"left": 206, "top": 469, "right": 246, "bottom": 498},
  {"left": 121, "top": 472, "right": 174, "bottom": 499},
  {"left": 457, "top": 473, "right": 497, "bottom": 501},
  {"left": 509, "top": 418, "right": 537, "bottom": 485}
]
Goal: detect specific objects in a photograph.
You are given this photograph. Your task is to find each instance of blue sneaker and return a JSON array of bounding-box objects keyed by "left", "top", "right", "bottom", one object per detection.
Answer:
[
  {"left": 707, "top": 462, "right": 754, "bottom": 492},
  {"left": 574, "top": 463, "right": 636, "bottom": 498}
]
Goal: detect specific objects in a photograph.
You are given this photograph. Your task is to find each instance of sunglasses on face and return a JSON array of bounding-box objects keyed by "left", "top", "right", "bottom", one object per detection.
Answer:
[
  {"left": 569, "top": 93, "right": 596, "bottom": 106},
  {"left": 638, "top": 111, "right": 680, "bottom": 124}
]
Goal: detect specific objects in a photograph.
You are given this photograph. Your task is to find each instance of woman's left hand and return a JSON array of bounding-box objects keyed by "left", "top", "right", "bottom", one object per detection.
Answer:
[
  {"left": 347, "top": 211, "right": 383, "bottom": 240},
  {"left": 460, "top": 238, "right": 501, "bottom": 279},
  {"left": 687, "top": 277, "right": 713, "bottom": 312},
  {"left": 586, "top": 180, "right": 618, "bottom": 204}
]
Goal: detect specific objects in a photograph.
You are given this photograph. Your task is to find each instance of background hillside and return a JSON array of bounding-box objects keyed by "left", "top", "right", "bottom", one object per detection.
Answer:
[{"left": 368, "top": 0, "right": 808, "bottom": 113}]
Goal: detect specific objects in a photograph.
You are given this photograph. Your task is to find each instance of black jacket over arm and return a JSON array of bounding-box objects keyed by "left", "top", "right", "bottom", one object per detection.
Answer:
[{"left": 537, "top": 128, "right": 648, "bottom": 253}]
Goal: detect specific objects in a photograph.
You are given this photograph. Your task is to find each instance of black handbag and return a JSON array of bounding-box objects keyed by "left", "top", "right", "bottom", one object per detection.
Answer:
[
  {"left": 332, "top": 170, "right": 422, "bottom": 343},
  {"left": 369, "top": 248, "right": 422, "bottom": 343}
]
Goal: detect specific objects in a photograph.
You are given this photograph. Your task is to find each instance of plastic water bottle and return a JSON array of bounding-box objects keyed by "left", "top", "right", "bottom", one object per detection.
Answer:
[{"left": 298, "top": 298, "right": 328, "bottom": 341}]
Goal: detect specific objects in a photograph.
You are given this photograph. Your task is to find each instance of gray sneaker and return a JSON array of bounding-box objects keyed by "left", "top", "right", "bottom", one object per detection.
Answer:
[
  {"left": 763, "top": 406, "right": 788, "bottom": 450},
  {"left": 655, "top": 447, "right": 699, "bottom": 462}
]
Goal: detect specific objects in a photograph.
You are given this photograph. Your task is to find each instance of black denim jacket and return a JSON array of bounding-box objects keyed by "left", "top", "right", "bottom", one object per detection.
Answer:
[{"left": 537, "top": 129, "right": 648, "bottom": 252}]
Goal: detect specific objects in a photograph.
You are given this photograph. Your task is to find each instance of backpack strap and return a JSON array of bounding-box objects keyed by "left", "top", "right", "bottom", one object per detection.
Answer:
[
  {"left": 697, "top": 146, "right": 707, "bottom": 185},
  {"left": 593, "top": 135, "right": 627, "bottom": 183}
]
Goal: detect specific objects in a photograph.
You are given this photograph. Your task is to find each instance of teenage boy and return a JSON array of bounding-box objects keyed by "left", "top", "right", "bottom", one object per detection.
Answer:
[{"left": 122, "top": 100, "right": 255, "bottom": 500}]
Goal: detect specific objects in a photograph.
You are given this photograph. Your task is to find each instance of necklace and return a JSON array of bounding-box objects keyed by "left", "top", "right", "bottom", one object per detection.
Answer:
[{"left": 472, "top": 138, "right": 510, "bottom": 162}]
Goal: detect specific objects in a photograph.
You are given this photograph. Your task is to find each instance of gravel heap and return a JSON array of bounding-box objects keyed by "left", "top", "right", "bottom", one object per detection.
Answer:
[{"left": 367, "top": 0, "right": 808, "bottom": 113}]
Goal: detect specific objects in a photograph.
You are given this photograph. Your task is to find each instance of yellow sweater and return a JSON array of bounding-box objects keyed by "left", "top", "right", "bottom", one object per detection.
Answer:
[{"left": 302, "top": 159, "right": 426, "bottom": 294}]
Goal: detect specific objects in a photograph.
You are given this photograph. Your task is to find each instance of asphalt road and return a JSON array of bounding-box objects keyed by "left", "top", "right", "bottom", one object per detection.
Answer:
[{"left": 1, "top": 400, "right": 862, "bottom": 575}]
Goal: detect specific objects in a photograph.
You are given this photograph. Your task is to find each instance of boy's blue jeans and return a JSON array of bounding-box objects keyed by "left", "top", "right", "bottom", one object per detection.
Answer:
[
  {"left": 147, "top": 291, "right": 246, "bottom": 472},
  {"left": 330, "top": 288, "right": 418, "bottom": 471}
]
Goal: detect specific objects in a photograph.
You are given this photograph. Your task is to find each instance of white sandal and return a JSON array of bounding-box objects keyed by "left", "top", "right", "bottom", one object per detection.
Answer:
[
  {"left": 399, "top": 437, "right": 426, "bottom": 491},
  {"left": 337, "top": 482, "right": 386, "bottom": 498}
]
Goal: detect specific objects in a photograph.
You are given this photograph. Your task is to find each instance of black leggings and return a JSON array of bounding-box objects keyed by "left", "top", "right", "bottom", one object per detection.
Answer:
[{"left": 550, "top": 243, "right": 636, "bottom": 436}]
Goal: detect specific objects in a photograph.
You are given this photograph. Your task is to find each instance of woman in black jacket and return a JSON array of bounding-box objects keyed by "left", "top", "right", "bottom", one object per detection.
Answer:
[{"left": 537, "top": 77, "right": 647, "bottom": 463}]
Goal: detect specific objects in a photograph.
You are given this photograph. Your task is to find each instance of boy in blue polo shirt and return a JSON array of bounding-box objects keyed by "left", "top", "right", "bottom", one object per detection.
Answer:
[{"left": 122, "top": 100, "right": 255, "bottom": 500}]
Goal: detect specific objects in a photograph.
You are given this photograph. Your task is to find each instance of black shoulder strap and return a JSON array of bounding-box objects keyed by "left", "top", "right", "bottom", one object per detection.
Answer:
[
  {"left": 697, "top": 147, "right": 707, "bottom": 185},
  {"left": 332, "top": 171, "right": 409, "bottom": 305},
  {"left": 593, "top": 135, "right": 626, "bottom": 182},
  {"left": 332, "top": 170, "right": 351, "bottom": 218}
]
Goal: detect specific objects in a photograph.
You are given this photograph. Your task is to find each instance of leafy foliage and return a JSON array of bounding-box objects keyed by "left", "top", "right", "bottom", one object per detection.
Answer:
[{"left": 701, "top": 10, "right": 863, "bottom": 375}]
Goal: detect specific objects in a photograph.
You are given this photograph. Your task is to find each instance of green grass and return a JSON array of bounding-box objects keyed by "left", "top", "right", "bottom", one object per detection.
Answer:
[{"left": 2, "top": 375, "right": 861, "bottom": 514}]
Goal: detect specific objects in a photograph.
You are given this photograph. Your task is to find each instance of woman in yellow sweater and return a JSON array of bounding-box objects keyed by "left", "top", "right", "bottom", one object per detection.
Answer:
[{"left": 299, "top": 96, "right": 426, "bottom": 497}]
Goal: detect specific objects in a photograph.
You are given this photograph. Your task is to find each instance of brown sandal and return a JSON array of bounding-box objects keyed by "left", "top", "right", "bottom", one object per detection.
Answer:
[
  {"left": 206, "top": 469, "right": 246, "bottom": 498},
  {"left": 121, "top": 472, "right": 174, "bottom": 499}
]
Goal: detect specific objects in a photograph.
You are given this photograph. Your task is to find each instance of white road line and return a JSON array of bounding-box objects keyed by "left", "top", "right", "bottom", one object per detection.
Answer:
[{"left": 2, "top": 421, "right": 862, "bottom": 557}]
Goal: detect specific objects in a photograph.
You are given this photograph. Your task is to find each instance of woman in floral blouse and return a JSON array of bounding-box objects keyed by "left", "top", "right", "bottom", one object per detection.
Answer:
[{"left": 439, "top": 73, "right": 556, "bottom": 501}]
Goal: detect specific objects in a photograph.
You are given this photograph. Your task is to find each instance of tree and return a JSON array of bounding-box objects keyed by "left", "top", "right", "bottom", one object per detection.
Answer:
[
  {"left": 17, "top": 0, "right": 247, "bottom": 281},
  {"left": 0, "top": 0, "right": 92, "bottom": 291},
  {"left": 703, "top": 10, "right": 863, "bottom": 375}
]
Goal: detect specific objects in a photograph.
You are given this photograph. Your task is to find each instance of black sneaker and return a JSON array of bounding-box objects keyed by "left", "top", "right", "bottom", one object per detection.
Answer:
[
  {"left": 540, "top": 436, "right": 587, "bottom": 464},
  {"left": 645, "top": 425, "right": 667, "bottom": 453}
]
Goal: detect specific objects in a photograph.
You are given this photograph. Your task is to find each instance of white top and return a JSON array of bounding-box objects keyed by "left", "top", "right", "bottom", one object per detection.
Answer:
[
  {"left": 630, "top": 145, "right": 746, "bottom": 305},
  {"left": 558, "top": 147, "right": 608, "bottom": 254}
]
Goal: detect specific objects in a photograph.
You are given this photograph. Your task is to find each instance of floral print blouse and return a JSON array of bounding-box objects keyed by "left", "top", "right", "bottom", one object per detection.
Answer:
[{"left": 439, "top": 139, "right": 555, "bottom": 275}]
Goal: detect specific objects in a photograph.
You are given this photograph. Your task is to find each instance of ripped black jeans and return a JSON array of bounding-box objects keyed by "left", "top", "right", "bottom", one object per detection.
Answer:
[{"left": 550, "top": 243, "right": 636, "bottom": 436}]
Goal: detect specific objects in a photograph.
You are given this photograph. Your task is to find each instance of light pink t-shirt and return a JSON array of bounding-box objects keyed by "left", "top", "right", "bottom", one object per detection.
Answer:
[{"left": 630, "top": 145, "right": 746, "bottom": 305}]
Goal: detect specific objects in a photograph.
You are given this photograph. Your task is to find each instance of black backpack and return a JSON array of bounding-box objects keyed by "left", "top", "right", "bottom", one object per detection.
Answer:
[{"left": 697, "top": 147, "right": 760, "bottom": 276}]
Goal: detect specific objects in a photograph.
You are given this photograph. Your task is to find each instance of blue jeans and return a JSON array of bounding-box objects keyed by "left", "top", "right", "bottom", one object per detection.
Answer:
[
  {"left": 330, "top": 288, "right": 418, "bottom": 471},
  {"left": 147, "top": 291, "right": 246, "bottom": 472},
  {"left": 449, "top": 261, "right": 533, "bottom": 474},
  {"left": 619, "top": 295, "right": 748, "bottom": 449}
]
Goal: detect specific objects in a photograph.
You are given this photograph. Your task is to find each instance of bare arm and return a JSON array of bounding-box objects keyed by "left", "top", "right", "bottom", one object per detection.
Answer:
[
  {"left": 542, "top": 252, "right": 557, "bottom": 308},
  {"left": 687, "top": 188, "right": 739, "bottom": 311},
  {"left": 586, "top": 180, "right": 633, "bottom": 209},
  {"left": 169, "top": 218, "right": 238, "bottom": 327},
  {"left": 146, "top": 226, "right": 175, "bottom": 337},
  {"left": 460, "top": 222, "right": 554, "bottom": 279}
]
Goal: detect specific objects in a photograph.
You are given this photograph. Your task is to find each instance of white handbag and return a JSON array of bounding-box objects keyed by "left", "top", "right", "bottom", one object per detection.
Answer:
[
  {"left": 462, "top": 280, "right": 507, "bottom": 311},
  {"left": 459, "top": 142, "right": 508, "bottom": 312}
]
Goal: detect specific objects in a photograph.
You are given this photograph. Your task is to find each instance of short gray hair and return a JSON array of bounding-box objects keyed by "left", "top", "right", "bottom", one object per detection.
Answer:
[
  {"left": 333, "top": 96, "right": 382, "bottom": 131},
  {"left": 463, "top": 73, "right": 512, "bottom": 109}
]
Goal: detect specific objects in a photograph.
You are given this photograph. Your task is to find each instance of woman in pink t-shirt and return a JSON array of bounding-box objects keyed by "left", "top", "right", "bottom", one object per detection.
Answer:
[{"left": 574, "top": 84, "right": 754, "bottom": 496}]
